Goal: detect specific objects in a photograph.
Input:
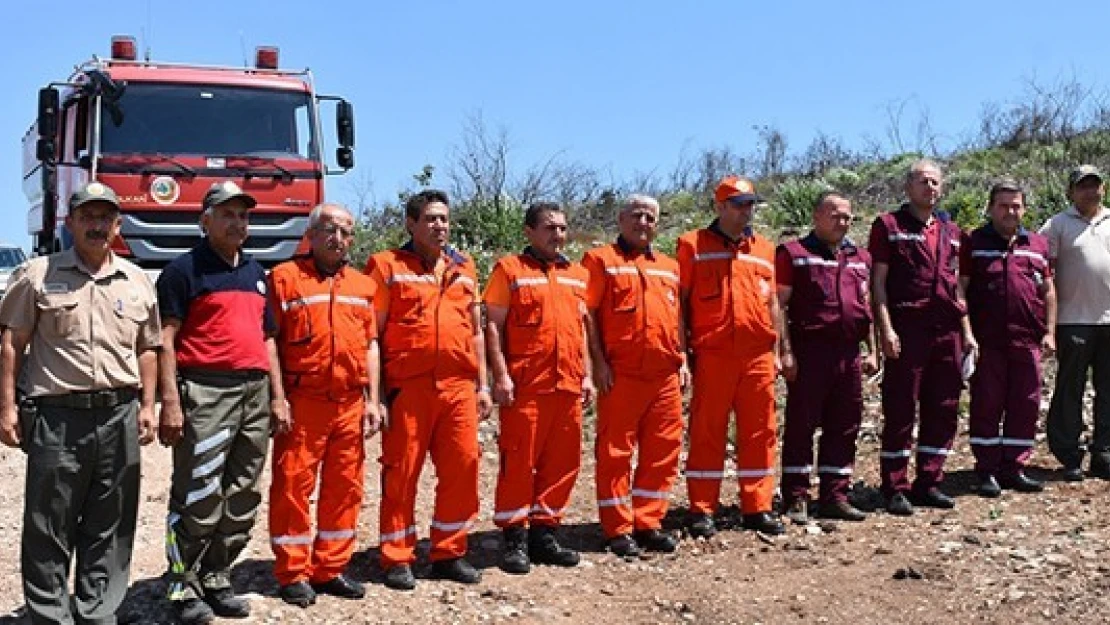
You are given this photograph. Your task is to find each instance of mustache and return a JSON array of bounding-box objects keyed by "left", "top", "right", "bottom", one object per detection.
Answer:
[{"left": 85, "top": 231, "right": 108, "bottom": 240}]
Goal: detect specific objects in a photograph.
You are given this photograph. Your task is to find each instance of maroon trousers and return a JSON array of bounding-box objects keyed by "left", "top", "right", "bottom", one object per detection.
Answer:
[
  {"left": 782, "top": 341, "right": 863, "bottom": 504},
  {"left": 969, "top": 346, "right": 1040, "bottom": 477},
  {"left": 880, "top": 315, "right": 963, "bottom": 495}
]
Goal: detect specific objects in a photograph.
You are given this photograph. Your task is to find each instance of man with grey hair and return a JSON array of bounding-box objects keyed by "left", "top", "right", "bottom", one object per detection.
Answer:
[
  {"left": 1039, "top": 165, "right": 1110, "bottom": 481},
  {"left": 267, "top": 202, "right": 380, "bottom": 607},
  {"left": 583, "top": 194, "right": 689, "bottom": 557},
  {"left": 868, "top": 159, "right": 975, "bottom": 516},
  {"left": 156, "top": 181, "right": 290, "bottom": 624}
]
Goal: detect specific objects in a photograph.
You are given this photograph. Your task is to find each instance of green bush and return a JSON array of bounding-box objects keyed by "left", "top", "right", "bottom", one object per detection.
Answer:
[{"left": 766, "top": 178, "right": 832, "bottom": 230}]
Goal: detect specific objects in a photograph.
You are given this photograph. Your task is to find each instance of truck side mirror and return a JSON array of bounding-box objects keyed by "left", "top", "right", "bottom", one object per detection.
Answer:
[
  {"left": 37, "top": 87, "right": 59, "bottom": 162},
  {"left": 336, "top": 147, "right": 354, "bottom": 170},
  {"left": 336, "top": 100, "right": 355, "bottom": 148}
]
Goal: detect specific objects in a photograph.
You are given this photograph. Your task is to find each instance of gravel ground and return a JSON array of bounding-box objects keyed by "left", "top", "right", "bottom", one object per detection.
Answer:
[{"left": 2, "top": 363, "right": 1109, "bottom": 624}]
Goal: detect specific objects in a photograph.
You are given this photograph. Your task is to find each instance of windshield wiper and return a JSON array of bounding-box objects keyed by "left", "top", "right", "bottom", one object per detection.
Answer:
[
  {"left": 225, "top": 155, "right": 294, "bottom": 181},
  {"left": 136, "top": 154, "right": 196, "bottom": 177}
]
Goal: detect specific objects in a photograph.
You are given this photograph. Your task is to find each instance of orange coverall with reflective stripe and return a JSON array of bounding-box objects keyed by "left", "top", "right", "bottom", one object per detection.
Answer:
[
  {"left": 367, "top": 245, "right": 481, "bottom": 567},
  {"left": 485, "top": 253, "right": 588, "bottom": 528},
  {"left": 583, "top": 241, "right": 685, "bottom": 538},
  {"left": 677, "top": 224, "right": 779, "bottom": 515},
  {"left": 267, "top": 258, "right": 377, "bottom": 585}
]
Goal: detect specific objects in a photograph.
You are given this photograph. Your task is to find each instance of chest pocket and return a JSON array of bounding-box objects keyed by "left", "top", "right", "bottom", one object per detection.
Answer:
[
  {"left": 609, "top": 272, "right": 639, "bottom": 313},
  {"left": 282, "top": 302, "right": 315, "bottom": 346},
  {"left": 111, "top": 297, "right": 150, "bottom": 348},
  {"left": 393, "top": 282, "right": 427, "bottom": 325},
  {"left": 696, "top": 264, "right": 724, "bottom": 300},
  {"left": 36, "top": 292, "right": 83, "bottom": 339},
  {"left": 512, "top": 284, "right": 544, "bottom": 327}
]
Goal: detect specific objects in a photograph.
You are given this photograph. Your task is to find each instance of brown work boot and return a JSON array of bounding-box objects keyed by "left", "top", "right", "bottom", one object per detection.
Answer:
[{"left": 816, "top": 499, "right": 867, "bottom": 522}]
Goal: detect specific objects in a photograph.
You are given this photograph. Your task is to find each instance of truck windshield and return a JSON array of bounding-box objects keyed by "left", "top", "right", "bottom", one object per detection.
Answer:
[{"left": 99, "top": 83, "right": 316, "bottom": 160}]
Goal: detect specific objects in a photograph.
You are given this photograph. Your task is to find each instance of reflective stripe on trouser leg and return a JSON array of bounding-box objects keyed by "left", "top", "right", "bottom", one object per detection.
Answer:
[
  {"left": 310, "top": 396, "right": 366, "bottom": 583},
  {"left": 686, "top": 353, "right": 742, "bottom": 515},
  {"left": 969, "top": 346, "right": 1007, "bottom": 475},
  {"left": 595, "top": 374, "right": 639, "bottom": 538},
  {"left": 629, "top": 374, "right": 683, "bottom": 532},
  {"left": 199, "top": 377, "right": 271, "bottom": 587},
  {"left": 914, "top": 329, "right": 962, "bottom": 491},
  {"left": 427, "top": 380, "right": 480, "bottom": 562},
  {"left": 816, "top": 348, "right": 863, "bottom": 504},
  {"left": 167, "top": 376, "right": 269, "bottom": 599},
  {"left": 378, "top": 379, "right": 435, "bottom": 568},
  {"left": 879, "top": 318, "right": 929, "bottom": 496},
  {"left": 782, "top": 343, "right": 830, "bottom": 503},
  {"left": 493, "top": 397, "right": 539, "bottom": 529},
  {"left": 732, "top": 351, "right": 778, "bottom": 514},
  {"left": 1000, "top": 347, "right": 1042, "bottom": 475},
  {"left": 270, "top": 393, "right": 328, "bottom": 586},
  {"left": 530, "top": 391, "right": 582, "bottom": 527}
]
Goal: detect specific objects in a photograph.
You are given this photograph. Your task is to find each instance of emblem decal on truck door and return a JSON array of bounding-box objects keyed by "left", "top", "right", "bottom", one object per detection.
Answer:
[{"left": 151, "top": 176, "right": 181, "bottom": 205}]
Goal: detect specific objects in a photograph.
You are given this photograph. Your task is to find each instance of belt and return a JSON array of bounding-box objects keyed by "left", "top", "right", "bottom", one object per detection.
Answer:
[
  {"left": 36, "top": 387, "right": 139, "bottom": 410},
  {"left": 179, "top": 368, "right": 268, "bottom": 384}
]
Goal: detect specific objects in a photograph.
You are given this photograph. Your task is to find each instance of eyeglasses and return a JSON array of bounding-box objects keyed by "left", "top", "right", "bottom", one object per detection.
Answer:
[{"left": 313, "top": 223, "right": 355, "bottom": 238}]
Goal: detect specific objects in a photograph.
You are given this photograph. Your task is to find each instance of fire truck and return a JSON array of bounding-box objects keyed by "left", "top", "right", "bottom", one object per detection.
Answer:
[{"left": 22, "top": 35, "right": 355, "bottom": 266}]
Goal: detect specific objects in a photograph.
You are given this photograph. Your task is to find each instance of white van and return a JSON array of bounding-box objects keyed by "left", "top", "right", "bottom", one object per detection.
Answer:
[{"left": 0, "top": 244, "right": 29, "bottom": 298}]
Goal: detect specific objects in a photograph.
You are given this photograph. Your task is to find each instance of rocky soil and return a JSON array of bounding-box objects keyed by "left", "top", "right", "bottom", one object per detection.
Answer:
[{"left": 2, "top": 367, "right": 1109, "bottom": 624}]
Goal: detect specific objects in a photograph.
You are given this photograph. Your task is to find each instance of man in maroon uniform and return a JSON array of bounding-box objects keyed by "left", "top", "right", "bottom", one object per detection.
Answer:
[
  {"left": 869, "top": 159, "right": 976, "bottom": 516},
  {"left": 961, "top": 180, "right": 1056, "bottom": 496},
  {"left": 777, "top": 191, "right": 878, "bottom": 523}
]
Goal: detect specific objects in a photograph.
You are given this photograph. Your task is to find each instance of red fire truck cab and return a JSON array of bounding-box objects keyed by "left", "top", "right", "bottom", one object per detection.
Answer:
[{"left": 23, "top": 35, "right": 355, "bottom": 266}]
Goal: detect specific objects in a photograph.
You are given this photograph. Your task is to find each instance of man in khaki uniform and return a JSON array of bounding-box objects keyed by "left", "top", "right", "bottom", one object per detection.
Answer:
[{"left": 0, "top": 182, "right": 161, "bottom": 625}]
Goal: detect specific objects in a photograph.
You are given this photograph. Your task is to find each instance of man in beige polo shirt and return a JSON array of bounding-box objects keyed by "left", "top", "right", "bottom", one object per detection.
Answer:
[
  {"left": 0, "top": 182, "right": 161, "bottom": 624},
  {"left": 1039, "top": 165, "right": 1110, "bottom": 481}
]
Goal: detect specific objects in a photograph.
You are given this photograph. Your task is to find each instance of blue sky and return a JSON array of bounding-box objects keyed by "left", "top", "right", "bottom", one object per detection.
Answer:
[{"left": 4, "top": 0, "right": 1109, "bottom": 250}]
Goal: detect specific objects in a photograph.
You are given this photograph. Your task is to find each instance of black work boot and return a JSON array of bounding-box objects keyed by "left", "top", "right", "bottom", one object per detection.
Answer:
[
  {"left": 384, "top": 564, "right": 417, "bottom": 591},
  {"left": 202, "top": 587, "right": 250, "bottom": 618},
  {"left": 500, "top": 526, "right": 531, "bottom": 574},
  {"left": 528, "top": 525, "right": 580, "bottom": 567},
  {"left": 430, "top": 557, "right": 482, "bottom": 584},
  {"left": 687, "top": 512, "right": 717, "bottom": 538},
  {"left": 279, "top": 581, "right": 317, "bottom": 608},
  {"left": 172, "top": 598, "right": 215, "bottom": 625}
]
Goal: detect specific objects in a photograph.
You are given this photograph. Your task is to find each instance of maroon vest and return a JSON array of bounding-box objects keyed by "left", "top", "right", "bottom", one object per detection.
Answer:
[
  {"left": 877, "top": 207, "right": 965, "bottom": 326},
  {"left": 965, "top": 225, "right": 1049, "bottom": 350},
  {"left": 779, "top": 235, "right": 872, "bottom": 345}
]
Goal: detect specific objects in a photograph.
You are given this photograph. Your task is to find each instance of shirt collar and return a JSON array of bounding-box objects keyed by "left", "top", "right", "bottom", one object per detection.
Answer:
[
  {"left": 198, "top": 237, "right": 250, "bottom": 268},
  {"left": 616, "top": 235, "right": 654, "bottom": 259},
  {"left": 304, "top": 254, "right": 349, "bottom": 278},
  {"left": 1065, "top": 204, "right": 1110, "bottom": 223},
  {"left": 982, "top": 221, "right": 1029, "bottom": 244},
  {"left": 707, "top": 218, "right": 753, "bottom": 244},
  {"left": 801, "top": 231, "right": 856, "bottom": 260},
  {"left": 899, "top": 203, "right": 951, "bottom": 225},
  {"left": 522, "top": 245, "right": 570, "bottom": 268},
  {"left": 400, "top": 239, "right": 467, "bottom": 267},
  {"left": 56, "top": 248, "right": 126, "bottom": 279}
]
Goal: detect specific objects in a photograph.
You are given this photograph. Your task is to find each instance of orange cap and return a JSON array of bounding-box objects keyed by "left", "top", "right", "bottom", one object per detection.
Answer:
[{"left": 715, "top": 175, "right": 762, "bottom": 204}]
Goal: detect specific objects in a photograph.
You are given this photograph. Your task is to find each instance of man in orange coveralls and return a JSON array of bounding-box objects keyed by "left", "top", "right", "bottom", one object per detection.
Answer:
[
  {"left": 583, "top": 194, "right": 689, "bottom": 558},
  {"left": 484, "top": 201, "right": 595, "bottom": 575},
  {"left": 678, "top": 175, "right": 788, "bottom": 538},
  {"left": 366, "top": 189, "right": 492, "bottom": 591},
  {"left": 268, "top": 203, "right": 380, "bottom": 608}
]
